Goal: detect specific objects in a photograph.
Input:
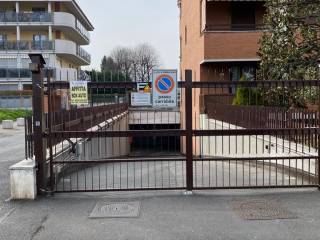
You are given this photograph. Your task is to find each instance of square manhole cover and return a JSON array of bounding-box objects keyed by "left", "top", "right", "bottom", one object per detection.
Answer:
[
  {"left": 89, "top": 202, "right": 141, "bottom": 218},
  {"left": 232, "top": 199, "right": 297, "bottom": 220}
]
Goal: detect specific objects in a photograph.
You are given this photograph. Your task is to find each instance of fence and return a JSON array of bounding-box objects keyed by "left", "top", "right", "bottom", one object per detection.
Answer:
[{"left": 26, "top": 69, "right": 320, "bottom": 193}]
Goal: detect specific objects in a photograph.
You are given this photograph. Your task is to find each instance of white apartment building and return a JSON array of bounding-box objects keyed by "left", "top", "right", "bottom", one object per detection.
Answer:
[{"left": 0, "top": 0, "right": 93, "bottom": 94}]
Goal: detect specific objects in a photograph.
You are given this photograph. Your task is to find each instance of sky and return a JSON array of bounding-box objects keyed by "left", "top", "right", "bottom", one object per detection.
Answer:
[{"left": 76, "top": 0, "right": 180, "bottom": 71}]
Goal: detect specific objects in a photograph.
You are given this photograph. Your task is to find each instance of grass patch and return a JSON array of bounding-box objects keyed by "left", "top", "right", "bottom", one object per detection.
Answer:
[{"left": 0, "top": 109, "right": 32, "bottom": 123}]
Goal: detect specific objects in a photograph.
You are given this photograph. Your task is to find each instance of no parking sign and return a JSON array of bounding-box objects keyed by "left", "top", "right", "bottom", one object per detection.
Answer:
[{"left": 152, "top": 69, "right": 177, "bottom": 108}]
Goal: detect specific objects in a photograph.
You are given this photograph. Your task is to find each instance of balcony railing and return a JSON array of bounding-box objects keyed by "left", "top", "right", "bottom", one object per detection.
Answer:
[
  {"left": 0, "top": 11, "right": 52, "bottom": 23},
  {"left": 76, "top": 19, "right": 90, "bottom": 41},
  {"left": 0, "top": 41, "right": 54, "bottom": 51},
  {"left": 0, "top": 68, "right": 91, "bottom": 81},
  {"left": 204, "top": 24, "right": 266, "bottom": 32},
  {"left": 0, "top": 68, "right": 31, "bottom": 79},
  {"left": 0, "top": 68, "right": 55, "bottom": 79},
  {"left": 77, "top": 46, "right": 91, "bottom": 63}
]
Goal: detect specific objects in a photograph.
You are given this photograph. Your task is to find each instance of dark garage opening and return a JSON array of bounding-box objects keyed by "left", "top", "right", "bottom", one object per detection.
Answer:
[{"left": 129, "top": 124, "right": 181, "bottom": 156}]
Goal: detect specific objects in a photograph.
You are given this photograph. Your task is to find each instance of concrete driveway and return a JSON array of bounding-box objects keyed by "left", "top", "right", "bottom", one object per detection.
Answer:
[{"left": 1, "top": 123, "right": 320, "bottom": 240}]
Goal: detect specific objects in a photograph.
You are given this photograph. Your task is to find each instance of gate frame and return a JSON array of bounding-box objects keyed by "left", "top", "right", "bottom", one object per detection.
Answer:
[{"left": 30, "top": 65, "right": 320, "bottom": 193}]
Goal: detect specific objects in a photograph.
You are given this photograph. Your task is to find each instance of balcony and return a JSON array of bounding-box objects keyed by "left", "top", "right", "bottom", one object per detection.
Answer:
[
  {"left": 55, "top": 39, "right": 91, "bottom": 65},
  {"left": 0, "top": 40, "right": 54, "bottom": 51},
  {"left": 0, "top": 11, "right": 52, "bottom": 23},
  {"left": 0, "top": 11, "right": 90, "bottom": 44},
  {"left": 203, "top": 1, "right": 266, "bottom": 33},
  {"left": 0, "top": 68, "right": 90, "bottom": 82},
  {"left": 201, "top": 1, "right": 266, "bottom": 62},
  {"left": 0, "top": 40, "right": 91, "bottom": 65},
  {"left": 53, "top": 12, "right": 90, "bottom": 44}
]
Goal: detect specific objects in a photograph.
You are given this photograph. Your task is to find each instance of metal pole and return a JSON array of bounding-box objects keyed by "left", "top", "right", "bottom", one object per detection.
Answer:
[
  {"left": 185, "top": 69, "right": 193, "bottom": 192},
  {"left": 30, "top": 56, "right": 47, "bottom": 195}
]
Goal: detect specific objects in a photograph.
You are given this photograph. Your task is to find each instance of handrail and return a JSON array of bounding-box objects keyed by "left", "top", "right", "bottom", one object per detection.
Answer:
[{"left": 204, "top": 24, "right": 267, "bottom": 31}]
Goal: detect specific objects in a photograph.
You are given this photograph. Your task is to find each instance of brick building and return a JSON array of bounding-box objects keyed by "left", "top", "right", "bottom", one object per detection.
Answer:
[{"left": 178, "top": 0, "right": 266, "bottom": 153}]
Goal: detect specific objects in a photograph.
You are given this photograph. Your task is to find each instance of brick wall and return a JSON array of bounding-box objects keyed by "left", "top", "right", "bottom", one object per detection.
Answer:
[{"left": 204, "top": 31, "right": 263, "bottom": 60}]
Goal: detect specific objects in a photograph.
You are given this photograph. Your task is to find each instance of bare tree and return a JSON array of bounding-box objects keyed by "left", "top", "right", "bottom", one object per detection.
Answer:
[
  {"left": 110, "top": 46, "right": 134, "bottom": 79},
  {"left": 133, "top": 43, "right": 160, "bottom": 82},
  {"left": 102, "top": 43, "right": 161, "bottom": 82}
]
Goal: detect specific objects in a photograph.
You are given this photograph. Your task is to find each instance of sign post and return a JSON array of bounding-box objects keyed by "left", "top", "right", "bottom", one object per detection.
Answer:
[
  {"left": 152, "top": 70, "right": 177, "bottom": 108},
  {"left": 70, "top": 81, "right": 88, "bottom": 106}
]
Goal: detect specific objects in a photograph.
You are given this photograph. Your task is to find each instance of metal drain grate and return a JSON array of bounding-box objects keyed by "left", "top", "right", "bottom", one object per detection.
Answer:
[
  {"left": 89, "top": 202, "right": 141, "bottom": 218},
  {"left": 232, "top": 199, "right": 297, "bottom": 220}
]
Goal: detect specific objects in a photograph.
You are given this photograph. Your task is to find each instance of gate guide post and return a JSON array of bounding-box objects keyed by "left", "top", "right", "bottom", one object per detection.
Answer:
[
  {"left": 185, "top": 70, "right": 193, "bottom": 192},
  {"left": 318, "top": 82, "right": 320, "bottom": 190},
  {"left": 29, "top": 54, "right": 48, "bottom": 195}
]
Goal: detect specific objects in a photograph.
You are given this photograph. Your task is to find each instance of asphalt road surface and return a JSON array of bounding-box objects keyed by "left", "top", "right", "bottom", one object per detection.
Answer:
[
  {"left": 1, "top": 124, "right": 320, "bottom": 240},
  {"left": 0, "top": 123, "right": 25, "bottom": 201}
]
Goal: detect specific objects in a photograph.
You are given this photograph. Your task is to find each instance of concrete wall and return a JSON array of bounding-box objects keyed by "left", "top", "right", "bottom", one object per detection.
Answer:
[
  {"left": 199, "top": 114, "right": 318, "bottom": 176},
  {"left": 52, "top": 112, "right": 130, "bottom": 184},
  {"left": 79, "top": 113, "right": 130, "bottom": 161}
]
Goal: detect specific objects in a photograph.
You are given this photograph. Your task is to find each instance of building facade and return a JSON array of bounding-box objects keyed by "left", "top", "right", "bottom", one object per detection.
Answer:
[
  {"left": 0, "top": 0, "right": 93, "bottom": 108},
  {"left": 178, "top": 0, "right": 266, "bottom": 108},
  {"left": 178, "top": 0, "right": 266, "bottom": 153}
]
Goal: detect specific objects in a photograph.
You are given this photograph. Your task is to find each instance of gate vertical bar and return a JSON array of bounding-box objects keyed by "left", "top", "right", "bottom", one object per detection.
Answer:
[
  {"left": 47, "top": 69, "right": 54, "bottom": 194},
  {"left": 185, "top": 70, "right": 193, "bottom": 191},
  {"left": 29, "top": 54, "right": 47, "bottom": 195}
]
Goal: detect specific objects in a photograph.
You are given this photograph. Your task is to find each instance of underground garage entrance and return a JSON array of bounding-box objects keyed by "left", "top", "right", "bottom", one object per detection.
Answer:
[{"left": 128, "top": 109, "right": 181, "bottom": 156}]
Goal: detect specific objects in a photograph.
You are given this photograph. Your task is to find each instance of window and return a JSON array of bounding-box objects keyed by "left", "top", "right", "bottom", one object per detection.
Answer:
[
  {"left": 55, "top": 31, "right": 61, "bottom": 39},
  {"left": 32, "top": 8, "right": 47, "bottom": 22},
  {"left": 33, "top": 34, "right": 47, "bottom": 42},
  {"left": 231, "top": 3, "right": 256, "bottom": 30},
  {"left": 33, "top": 34, "right": 48, "bottom": 50},
  {"left": 200, "top": 0, "right": 206, "bottom": 32},
  {"left": 229, "top": 66, "right": 256, "bottom": 94},
  {"left": 179, "top": 36, "right": 182, "bottom": 59},
  {"left": 185, "top": 26, "right": 187, "bottom": 45},
  {"left": 0, "top": 35, "right": 7, "bottom": 51},
  {"left": 0, "top": 34, "right": 7, "bottom": 42},
  {"left": 54, "top": 2, "right": 61, "bottom": 12}
]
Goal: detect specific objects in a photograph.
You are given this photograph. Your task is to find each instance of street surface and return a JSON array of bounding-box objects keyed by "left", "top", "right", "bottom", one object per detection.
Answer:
[{"left": 1, "top": 124, "right": 320, "bottom": 240}]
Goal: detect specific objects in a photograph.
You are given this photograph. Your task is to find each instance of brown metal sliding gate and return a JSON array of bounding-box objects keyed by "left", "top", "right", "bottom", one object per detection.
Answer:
[{"left": 25, "top": 69, "right": 320, "bottom": 194}]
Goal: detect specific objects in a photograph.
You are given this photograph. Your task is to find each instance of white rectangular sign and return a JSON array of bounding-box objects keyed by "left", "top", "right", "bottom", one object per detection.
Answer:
[
  {"left": 131, "top": 92, "right": 151, "bottom": 106},
  {"left": 70, "top": 81, "right": 88, "bottom": 105},
  {"left": 152, "top": 69, "right": 177, "bottom": 108}
]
